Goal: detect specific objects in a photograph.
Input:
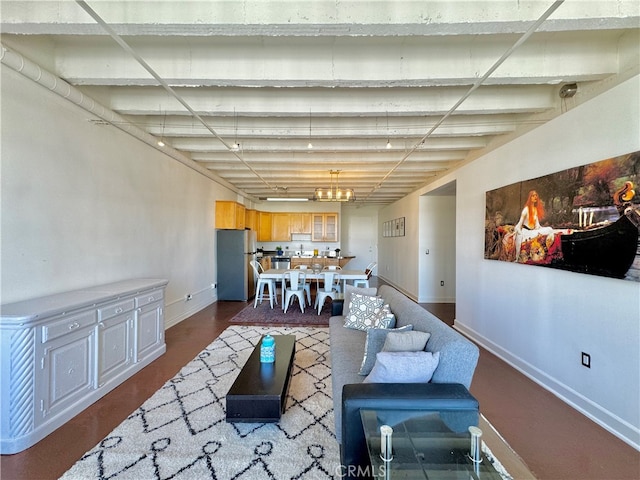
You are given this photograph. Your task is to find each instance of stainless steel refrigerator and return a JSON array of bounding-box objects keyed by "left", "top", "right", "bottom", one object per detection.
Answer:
[{"left": 216, "top": 229, "right": 257, "bottom": 301}]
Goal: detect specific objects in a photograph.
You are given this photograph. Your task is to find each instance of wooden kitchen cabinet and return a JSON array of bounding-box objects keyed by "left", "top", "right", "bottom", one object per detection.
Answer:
[
  {"left": 258, "top": 256, "right": 271, "bottom": 271},
  {"left": 215, "top": 201, "right": 245, "bottom": 230},
  {"left": 245, "top": 209, "right": 257, "bottom": 231},
  {"left": 257, "top": 211, "right": 272, "bottom": 242},
  {"left": 312, "top": 213, "right": 338, "bottom": 242},
  {"left": 271, "top": 213, "right": 291, "bottom": 241},
  {"left": 290, "top": 213, "right": 312, "bottom": 233}
]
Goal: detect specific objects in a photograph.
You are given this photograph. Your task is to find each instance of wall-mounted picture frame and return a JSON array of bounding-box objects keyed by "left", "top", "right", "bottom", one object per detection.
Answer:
[
  {"left": 382, "top": 216, "right": 406, "bottom": 237},
  {"left": 484, "top": 150, "right": 639, "bottom": 282}
]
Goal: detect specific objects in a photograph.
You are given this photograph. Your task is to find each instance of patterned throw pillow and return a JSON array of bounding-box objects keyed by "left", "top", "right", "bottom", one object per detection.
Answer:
[
  {"left": 343, "top": 285, "right": 377, "bottom": 318},
  {"left": 375, "top": 304, "right": 396, "bottom": 329},
  {"left": 359, "top": 325, "right": 413, "bottom": 376},
  {"left": 363, "top": 351, "right": 440, "bottom": 383},
  {"left": 343, "top": 293, "right": 386, "bottom": 331}
]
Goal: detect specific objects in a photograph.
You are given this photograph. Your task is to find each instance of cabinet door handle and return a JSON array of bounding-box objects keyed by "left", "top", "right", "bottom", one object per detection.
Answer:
[{"left": 68, "top": 322, "right": 80, "bottom": 330}]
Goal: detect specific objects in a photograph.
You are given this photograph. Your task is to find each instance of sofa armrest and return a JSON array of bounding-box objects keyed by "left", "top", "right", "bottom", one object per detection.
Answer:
[{"left": 340, "top": 383, "right": 479, "bottom": 474}]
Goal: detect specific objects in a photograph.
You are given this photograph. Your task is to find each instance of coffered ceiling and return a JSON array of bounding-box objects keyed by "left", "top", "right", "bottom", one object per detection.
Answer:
[{"left": 1, "top": 1, "right": 638, "bottom": 205}]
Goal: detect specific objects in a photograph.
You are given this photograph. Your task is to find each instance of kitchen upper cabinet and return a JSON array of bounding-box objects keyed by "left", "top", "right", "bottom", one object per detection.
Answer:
[
  {"left": 257, "top": 211, "right": 272, "bottom": 242},
  {"left": 215, "top": 201, "right": 245, "bottom": 230},
  {"left": 290, "top": 213, "right": 312, "bottom": 234},
  {"left": 312, "top": 213, "right": 338, "bottom": 242},
  {"left": 271, "top": 213, "right": 291, "bottom": 242},
  {"left": 245, "top": 209, "right": 257, "bottom": 231}
]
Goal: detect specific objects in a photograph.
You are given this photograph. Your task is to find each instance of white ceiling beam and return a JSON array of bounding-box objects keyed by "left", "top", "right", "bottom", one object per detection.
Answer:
[
  {"left": 88, "top": 85, "right": 557, "bottom": 116},
  {"left": 192, "top": 151, "right": 466, "bottom": 162},
  {"left": 2, "top": 0, "right": 638, "bottom": 33},
  {"left": 45, "top": 32, "right": 619, "bottom": 87},
  {"left": 168, "top": 136, "right": 487, "bottom": 152}
]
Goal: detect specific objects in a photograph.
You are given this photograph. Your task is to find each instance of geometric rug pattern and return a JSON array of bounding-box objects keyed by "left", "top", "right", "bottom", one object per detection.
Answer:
[{"left": 60, "top": 326, "right": 340, "bottom": 479}]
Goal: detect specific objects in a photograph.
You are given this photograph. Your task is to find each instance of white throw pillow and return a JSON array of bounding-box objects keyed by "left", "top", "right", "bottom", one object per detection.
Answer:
[
  {"left": 382, "top": 330, "right": 430, "bottom": 352},
  {"left": 343, "top": 293, "right": 386, "bottom": 331},
  {"left": 359, "top": 325, "right": 413, "bottom": 376},
  {"left": 363, "top": 351, "right": 440, "bottom": 383}
]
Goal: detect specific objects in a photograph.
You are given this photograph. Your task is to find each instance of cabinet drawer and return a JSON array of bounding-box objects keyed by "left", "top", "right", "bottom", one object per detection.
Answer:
[
  {"left": 42, "top": 310, "right": 96, "bottom": 343},
  {"left": 135, "top": 289, "right": 164, "bottom": 308},
  {"left": 98, "top": 298, "right": 135, "bottom": 321}
]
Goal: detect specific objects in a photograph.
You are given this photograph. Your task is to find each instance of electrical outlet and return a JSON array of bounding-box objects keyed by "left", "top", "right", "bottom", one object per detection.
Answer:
[{"left": 581, "top": 352, "right": 591, "bottom": 368}]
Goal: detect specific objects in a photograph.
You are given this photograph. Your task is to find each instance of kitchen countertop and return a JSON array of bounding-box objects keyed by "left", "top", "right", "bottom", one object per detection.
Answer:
[{"left": 290, "top": 255, "right": 354, "bottom": 259}]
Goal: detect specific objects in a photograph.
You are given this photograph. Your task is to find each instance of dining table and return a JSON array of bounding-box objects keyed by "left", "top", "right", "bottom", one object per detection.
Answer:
[{"left": 261, "top": 268, "right": 368, "bottom": 308}]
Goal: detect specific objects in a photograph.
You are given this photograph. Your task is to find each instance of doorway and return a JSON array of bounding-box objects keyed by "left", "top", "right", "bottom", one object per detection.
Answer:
[{"left": 419, "top": 181, "right": 457, "bottom": 309}]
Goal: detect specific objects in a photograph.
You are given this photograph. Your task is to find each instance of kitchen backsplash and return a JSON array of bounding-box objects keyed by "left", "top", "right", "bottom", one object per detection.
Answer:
[{"left": 259, "top": 241, "right": 340, "bottom": 255}]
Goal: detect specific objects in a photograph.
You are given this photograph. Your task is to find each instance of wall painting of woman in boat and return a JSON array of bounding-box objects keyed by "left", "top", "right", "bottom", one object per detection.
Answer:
[{"left": 485, "top": 150, "right": 640, "bottom": 282}]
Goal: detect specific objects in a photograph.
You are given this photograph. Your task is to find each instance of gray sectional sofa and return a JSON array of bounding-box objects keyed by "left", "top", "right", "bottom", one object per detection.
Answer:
[{"left": 329, "top": 284, "right": 480, "bottom": 471}]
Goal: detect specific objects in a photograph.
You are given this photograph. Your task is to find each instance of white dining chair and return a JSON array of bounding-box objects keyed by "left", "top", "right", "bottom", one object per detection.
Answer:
[
  {"left": 250, "top": 260, "right": 277, "bottom": 308},
  {"left": 293, "top": 264, "right": 312, "bottom": 306},
  {"left": 283, "top": 269, "right": 307, "bottom": 313},
  {"left": 353, "top": 262, "right": 377, "bottom": 288},
  {"left": 320, "top": 265, "right": 342, "bottom": 293},
  {"left": 314, "top": 271, "right": 340, "bottom": 315}
]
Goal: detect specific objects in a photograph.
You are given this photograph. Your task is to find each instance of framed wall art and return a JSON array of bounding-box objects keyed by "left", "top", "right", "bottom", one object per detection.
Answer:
[{"left": 484, "top": 151, "right": 640, "bottom": 281}]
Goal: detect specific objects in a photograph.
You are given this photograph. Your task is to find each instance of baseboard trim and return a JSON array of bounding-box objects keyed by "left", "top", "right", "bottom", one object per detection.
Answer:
[
  {"left": 164, "top": 288, "right": 217, "bottom": 329},
  {"left": 455, "top": 321, "right": 640, "bottom": 451}
]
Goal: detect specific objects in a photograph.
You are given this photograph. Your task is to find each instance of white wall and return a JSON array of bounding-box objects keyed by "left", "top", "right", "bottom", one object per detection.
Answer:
[
  {"left": 418, "top": 194, "right": 456, "bottom": 303},
  {"left": 0, "top": 66, "right": 235, "bottom": 326},
  {"left": 377, "top": 194, "right": 421, "bottom": 298},
  {"left": 390, "top": 75, "right": 639, "bottom": 448},
  {"left": 340, "top": 205, "right": 380, "bottom": 271}
]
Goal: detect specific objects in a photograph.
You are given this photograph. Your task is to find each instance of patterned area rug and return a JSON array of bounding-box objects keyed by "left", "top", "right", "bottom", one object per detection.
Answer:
[
  {"left": 230, "top": 298, "right": 332, "bottom": 325},
  {"left": 60, "top": 326, "right": 339, "bottom": 479},
  {"left": 60, "top": 325, "right": 515, "bottom": 480}
]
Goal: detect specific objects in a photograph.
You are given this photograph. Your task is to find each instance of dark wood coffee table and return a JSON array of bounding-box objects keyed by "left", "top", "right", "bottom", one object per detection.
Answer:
[{"left": 226, "top": 334, "right": 296, "bottom": 422}]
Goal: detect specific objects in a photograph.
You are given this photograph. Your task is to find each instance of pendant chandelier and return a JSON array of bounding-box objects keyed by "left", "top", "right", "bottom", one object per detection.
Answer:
[{"left": 314, "top": 170, "right": 355, "bottom": 202}]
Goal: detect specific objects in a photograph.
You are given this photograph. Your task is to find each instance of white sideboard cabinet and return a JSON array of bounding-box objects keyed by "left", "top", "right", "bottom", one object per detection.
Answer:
[{"left": 0, "top": 279, "right": 168, "bottom": 454}]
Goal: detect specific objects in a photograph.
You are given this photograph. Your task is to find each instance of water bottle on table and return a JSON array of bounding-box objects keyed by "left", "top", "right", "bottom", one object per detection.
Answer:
[{"left": 260, "top": 335, "right": 275, "bottom": 363}]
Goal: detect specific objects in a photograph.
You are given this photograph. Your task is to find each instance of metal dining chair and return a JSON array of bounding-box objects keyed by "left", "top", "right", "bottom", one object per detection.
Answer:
[
  {"left": 321, "top": 265, "right": 342, "bottom": 293},
  {"left": 283, "top": 269, "right": 308, "bottom": 313},
  {"left": 314, "top": 271, "right": 340, "bottom": 315},
  {"left": 293, "top": 264, "right": 312, "bottom": 306},
  {"left": 353, "top": 262, "right": 377, "bottom": 288},
  {"left": 250, "top": 260, "right": 277, "bottom": 308}
]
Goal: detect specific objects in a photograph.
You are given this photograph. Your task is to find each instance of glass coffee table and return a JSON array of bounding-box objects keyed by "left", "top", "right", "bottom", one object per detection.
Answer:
[{"left": 360, "top": 409, "right": 503, "bottom": 479}]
